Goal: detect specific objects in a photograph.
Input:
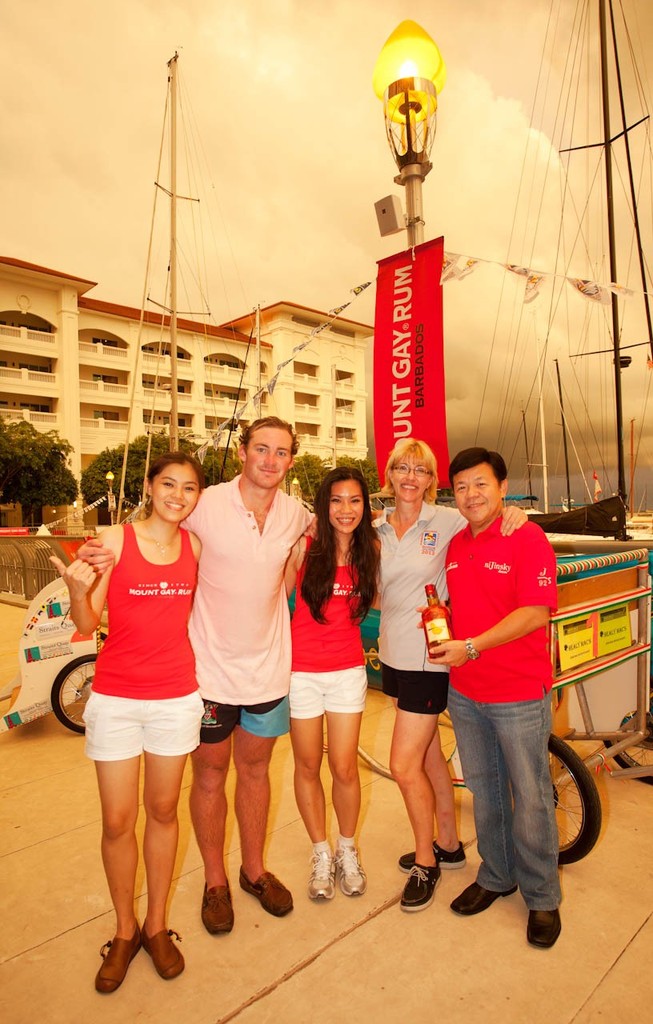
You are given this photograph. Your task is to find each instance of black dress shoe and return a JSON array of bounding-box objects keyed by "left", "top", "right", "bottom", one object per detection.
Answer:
[
  {"left": 527, "top": 909, "right": 561, "bottom": 948},
  {"left": 450, "top": 881, "right": 518, "bottom": 916}
]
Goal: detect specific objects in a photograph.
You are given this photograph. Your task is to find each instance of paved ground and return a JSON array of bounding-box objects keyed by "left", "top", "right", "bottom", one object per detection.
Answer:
[{"left": 1, "top": 597, "right": 652, "bottom": 1024}]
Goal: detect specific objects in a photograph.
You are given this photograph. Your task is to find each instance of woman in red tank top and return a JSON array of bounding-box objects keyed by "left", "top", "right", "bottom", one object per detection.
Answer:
[
  {"left": 285, "top": 467, "right": 379, "bottom": 903},
  {"left": 51, "top": 452, "right": 203, "bottom": 993}
]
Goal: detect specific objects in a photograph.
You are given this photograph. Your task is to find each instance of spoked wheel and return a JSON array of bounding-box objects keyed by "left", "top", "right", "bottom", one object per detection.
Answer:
[
  {"left": 50, "top": 655, "right": 96, "bottom": 734},
  {"left": 603, "top": 696, "right": 653, "bottom": 785},
  {"left": 549, "top": 734, "right": 602, "bottom": 865}
]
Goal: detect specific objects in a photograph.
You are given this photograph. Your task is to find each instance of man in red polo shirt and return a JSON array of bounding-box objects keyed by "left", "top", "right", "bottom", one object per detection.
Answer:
[{"left": 430, "top": 446, "right": 561, "bottom": 949}]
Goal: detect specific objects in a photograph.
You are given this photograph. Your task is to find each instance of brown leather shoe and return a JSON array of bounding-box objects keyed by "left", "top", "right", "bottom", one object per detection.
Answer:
[
  {"left": 95, "top": 925, "right": 141, "bottom": 993},
  {"left": 239, "top": 868, "right": 293, "bottom": 917},
  {"left": 201, "top": 883, "right": 234, "bottom": 934},
  {"left": 141, "top": 928, "right": 185, "bottom": 980}
]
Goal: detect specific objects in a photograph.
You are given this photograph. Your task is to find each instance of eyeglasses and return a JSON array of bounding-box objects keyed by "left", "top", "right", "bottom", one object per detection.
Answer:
[{"left": 392, "top": 464, "right": 432, "bottom": 478}]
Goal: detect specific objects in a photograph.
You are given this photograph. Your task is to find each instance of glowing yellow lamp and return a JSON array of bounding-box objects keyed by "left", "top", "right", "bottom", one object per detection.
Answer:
[{"left": 372, "top": 20, "right": 446, "bottom": 100}]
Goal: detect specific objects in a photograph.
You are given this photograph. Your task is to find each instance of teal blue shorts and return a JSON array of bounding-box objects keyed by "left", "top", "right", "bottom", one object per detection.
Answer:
[{"left": 200, "top": 695, "right": 290, "bottom": 743}]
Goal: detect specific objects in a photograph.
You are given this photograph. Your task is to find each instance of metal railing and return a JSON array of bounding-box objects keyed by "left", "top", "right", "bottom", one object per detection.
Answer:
[{"left": 0, "top": 536, "right": 87, "bottom": 600}]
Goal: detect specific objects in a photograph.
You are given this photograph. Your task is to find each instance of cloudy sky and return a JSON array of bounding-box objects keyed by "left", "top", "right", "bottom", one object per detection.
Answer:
[{"left": 2, "top": 0, "right": 652, "bottom": 506}]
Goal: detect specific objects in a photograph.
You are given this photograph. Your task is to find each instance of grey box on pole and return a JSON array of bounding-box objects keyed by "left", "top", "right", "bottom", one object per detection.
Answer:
[{"left": 374, "top": 195, "right": 405, "bottom": 236}]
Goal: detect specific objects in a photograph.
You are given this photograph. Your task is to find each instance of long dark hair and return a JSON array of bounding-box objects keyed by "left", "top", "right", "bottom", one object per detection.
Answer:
[{"left": 301, "top": 467, "right": 379, "bottom": 624}]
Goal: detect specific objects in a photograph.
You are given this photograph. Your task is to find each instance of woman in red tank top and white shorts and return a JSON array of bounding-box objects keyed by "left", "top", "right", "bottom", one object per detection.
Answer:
[
  {"left": 52, "top": 452, "right": 204, "bottom": 994},
  {"left": 285, "top": 467, "right": 379, "bottom": 903}
]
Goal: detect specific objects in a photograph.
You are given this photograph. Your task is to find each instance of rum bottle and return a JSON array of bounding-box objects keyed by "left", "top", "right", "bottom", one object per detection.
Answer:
[{"left": 422, "top": 584, "right": 452, "bottom": 655}]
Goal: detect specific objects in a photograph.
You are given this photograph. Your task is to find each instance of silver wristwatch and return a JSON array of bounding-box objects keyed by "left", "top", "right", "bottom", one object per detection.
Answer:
[{"left": 465, "top": 638, "right": 480, "bottom": 661}]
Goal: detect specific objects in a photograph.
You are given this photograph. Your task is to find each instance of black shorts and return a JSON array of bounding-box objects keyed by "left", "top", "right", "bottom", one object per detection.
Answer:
[
  {"left": 381, "top": 663, "right": 449, "bottom": 716},
  {"left": 199, "top": 695, "right": 288, "bottom": 744}
]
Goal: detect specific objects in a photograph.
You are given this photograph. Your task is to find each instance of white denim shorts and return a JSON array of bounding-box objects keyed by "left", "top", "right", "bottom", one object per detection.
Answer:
[
  {"left": 83, "top": 690, "right": 205, "bottom": 761},
  {"left": 289, "top": 665, "right": 367, "bottom": 719}
]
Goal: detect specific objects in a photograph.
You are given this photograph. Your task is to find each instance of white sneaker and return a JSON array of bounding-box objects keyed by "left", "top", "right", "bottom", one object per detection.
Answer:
[
  {"left": 335, "top": 845, "right": 367, "bottom": 896},
  {"left": 308, "top": 849, "right": 335, "bottom": 900}
]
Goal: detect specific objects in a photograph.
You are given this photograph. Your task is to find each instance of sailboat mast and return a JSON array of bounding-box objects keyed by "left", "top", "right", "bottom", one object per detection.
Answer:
[
  {"left": 629, "top": 417, "right": 635, "bottom": 516},
  {"left": 520, "top": 408, "right": 534, "bottom": 507},
  {"left": 598, "top": 0, "right": 626, "bottom": 513},
  {"left": 168, "top": 52, "right": 179, "bottom": 450},
  {"left": 255, "top": 304, "right": 261, "bottom": 417},
  {"left": 535, "top": 329, "right": 549, "bottom": 512},
  {"left": 554, "top": 359, "right": 572, "bottom": 510},
  {"left": 607, "top": 2, "right": 653, "bottom": 363}
]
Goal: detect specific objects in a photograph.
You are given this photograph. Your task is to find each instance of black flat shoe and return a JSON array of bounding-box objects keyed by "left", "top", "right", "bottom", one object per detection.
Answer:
[
  {"left": 527, "top": 909, "right": 561, "bottom": 948},
  {"left": 450, "top": 881, "right": 518, "bottom": 916}
]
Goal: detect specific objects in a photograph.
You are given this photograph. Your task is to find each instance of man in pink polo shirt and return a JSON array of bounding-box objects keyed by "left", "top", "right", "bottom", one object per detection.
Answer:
[
  {"left": 185, "top": 418, "right": 312, "bottom": 933},
  {"left": 430, "top": 447, "right": 561, "bottom": 950}
]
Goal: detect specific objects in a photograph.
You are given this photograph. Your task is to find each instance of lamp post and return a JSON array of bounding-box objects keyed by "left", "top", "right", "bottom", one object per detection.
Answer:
[
  {"left": 105, "top": 471, "right": 116, "bottom": 526},
  {"left": 373, "top": 20, "right": 446, "bottom": 246},
  {"left": 290, "top": 476, "right": 302, "bottom": 503}
]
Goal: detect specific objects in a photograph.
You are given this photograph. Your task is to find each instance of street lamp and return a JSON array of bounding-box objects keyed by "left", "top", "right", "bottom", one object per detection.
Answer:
[
  {"left": 290, "top": 476, "right": 302, "bottom": 502},
  {"left": 373, "top": 20, "right": 446, "bottom": 246},
  {"left": 105, "top": 471, "right": 116, "bottom": 526}
]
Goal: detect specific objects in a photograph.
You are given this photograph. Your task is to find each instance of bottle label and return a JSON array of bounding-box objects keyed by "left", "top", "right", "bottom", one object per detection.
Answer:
[{"left": 425, "top": 617, "right": 450, "bottom": 644}]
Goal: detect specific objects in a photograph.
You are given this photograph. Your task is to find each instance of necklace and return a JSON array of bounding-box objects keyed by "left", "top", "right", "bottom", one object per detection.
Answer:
[{"left": 145, "top": 527, "right": 171, "bottom": 558}]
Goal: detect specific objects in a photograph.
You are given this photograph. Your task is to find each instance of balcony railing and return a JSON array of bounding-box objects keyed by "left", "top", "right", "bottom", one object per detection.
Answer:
[
  {"left": 79, "top": 341, "right": 128, "bottom": 360},
  {"left": 80, "top": 417, "right": 129, "bottom": 432},
  {"left": 0, "top": 367, "right": 56, "bottom": 387},
  {"left": 79, "top": 380, "right": 129, "bottom": 396},
  {"left": 0, "top": 325, "right": 56, "bottom": 345},
  {"left": 0, "top": 409, "right": 57, "bottom": 427},
  {"left": 141, "top": 351, "right": 192, "bottom": 367},
  {"left": 204, "top": 363, "right": 248, "bottom": 380}
]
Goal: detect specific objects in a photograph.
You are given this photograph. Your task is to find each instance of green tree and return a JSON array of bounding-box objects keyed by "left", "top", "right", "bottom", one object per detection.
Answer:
[
  {"left": 80, "top": 434, "right": 179, "bottom": 507},
  {"left": 199, "top": 444, "right": 239, "bottom": 486},
  {"left": 80, "top": 434, "right": 240, "bottom": 510},
  {"left": 336, "top": 456, "right": 381, "bottom": 495},
  {"left": 0, "top": 421, "right": 78, "bottom": 524}
]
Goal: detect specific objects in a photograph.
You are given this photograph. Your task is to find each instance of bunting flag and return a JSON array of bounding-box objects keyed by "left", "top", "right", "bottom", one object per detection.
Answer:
[
  {"left": 441, "top": 251, "right": 646, "bottom": 306},
  {"left": 608, "top": 283, "right": 634, "bottom": 298},
  {"left": 593, "top": 471, "right": 603, "bottom": 502},
  {"left": 568, "top": 278, "right": 612, "bottom": 305},
  {"left": 441, "top": 253, "right": 462, "bottom": 284},
  {"left": 374, "top": 237, "right": 450, "bottom": 485},
  {"left": 505, "top": 264, "right": 547, "bottom": 304},
  {"left": 524, "top": 273, "right": 545, "bottom": 303},
  {"left": 194, "top": 280, "right": 372, "bottom": 463},
  {"left": 441, "top": 253, "right": 481, "bottom": 284}
]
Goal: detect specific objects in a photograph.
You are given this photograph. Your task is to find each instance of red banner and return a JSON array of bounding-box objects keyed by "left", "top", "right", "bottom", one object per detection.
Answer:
[{"left": 373, "top": 236, "right": 450, "bottom": 487}]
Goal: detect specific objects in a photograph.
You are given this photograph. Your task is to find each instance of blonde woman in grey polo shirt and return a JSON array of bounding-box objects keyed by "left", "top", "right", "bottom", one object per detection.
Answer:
[{"left": 373, "top": 438, "right": 525, "bottom": 913}]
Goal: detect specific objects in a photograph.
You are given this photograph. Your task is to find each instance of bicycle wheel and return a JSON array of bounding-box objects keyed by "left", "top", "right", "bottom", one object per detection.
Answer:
[
  {"left": 549, "top": 734, "right": 602, "bottom": 865},
  {"left": 603, "top": 695, "right": 653, "bottom": 785},
  {"left": 50, "top": 655, "right": 96, "bottom": 734}
]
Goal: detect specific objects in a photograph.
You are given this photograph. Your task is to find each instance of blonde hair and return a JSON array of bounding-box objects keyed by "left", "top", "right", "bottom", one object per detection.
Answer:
[{"left": 382, "top": 438, "right": 438, "bottom": 503}]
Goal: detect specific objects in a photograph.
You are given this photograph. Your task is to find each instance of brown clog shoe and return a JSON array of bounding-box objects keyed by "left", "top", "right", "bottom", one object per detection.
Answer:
[
  {"left": 141, "top": 928, "right": 185, "bottom": 980},
  {"left": 239, "top": 868, "right": 293, "bottom": 917},
  {"left": 201, "top": 883, "right": 234, "bottom": 934},
  {"left": 95, "top": 925, "right": 141, "bottom": 994}
]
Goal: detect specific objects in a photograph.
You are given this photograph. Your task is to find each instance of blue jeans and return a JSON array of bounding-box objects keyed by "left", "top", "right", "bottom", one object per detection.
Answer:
[{"left": 449, "top": 687, "right": 561, "bottom": 910}]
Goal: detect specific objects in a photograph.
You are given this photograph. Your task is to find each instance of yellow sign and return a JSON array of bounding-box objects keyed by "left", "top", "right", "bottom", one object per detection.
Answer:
[
  {"left": 597, "top": 605, "right": 632, "bottom": 656},
  {"left": 558, "top": 614, "right": 596, "bottom": 672}
]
